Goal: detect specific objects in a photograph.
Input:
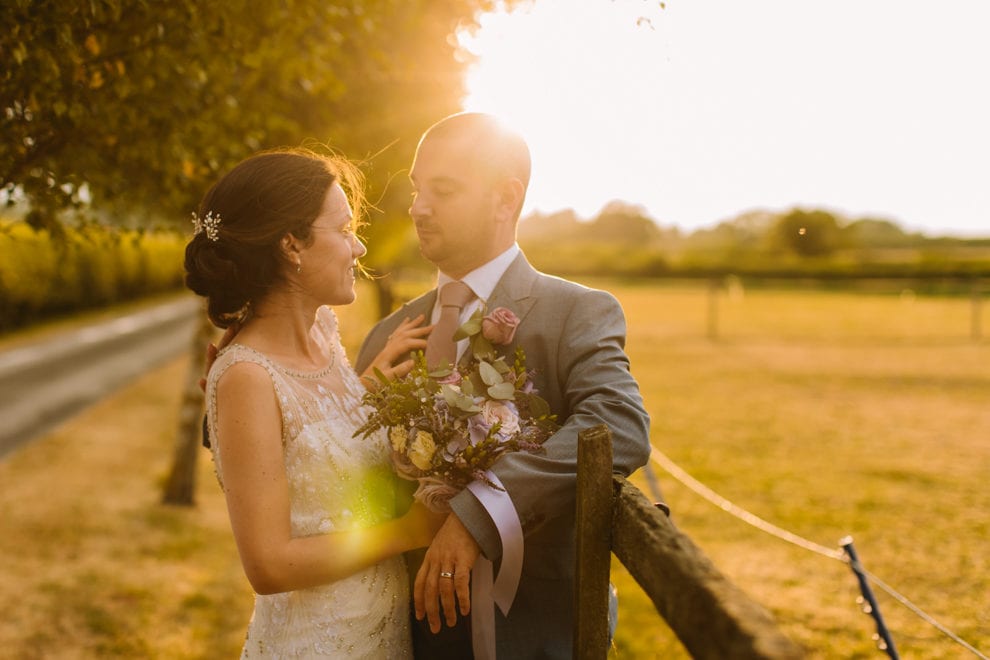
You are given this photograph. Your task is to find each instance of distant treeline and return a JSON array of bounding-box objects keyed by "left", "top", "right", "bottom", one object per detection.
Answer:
[
  {"left": 0, "top": 222, "right": 186, "bottom": 333},
  {"left": 519, "top": 203, "right": 990, "bottom": 284}
]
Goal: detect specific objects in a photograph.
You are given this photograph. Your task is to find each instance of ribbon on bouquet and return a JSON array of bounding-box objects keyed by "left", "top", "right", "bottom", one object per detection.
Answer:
[{"left": 466, "top": 470, "right": 524, "bottom": 660}]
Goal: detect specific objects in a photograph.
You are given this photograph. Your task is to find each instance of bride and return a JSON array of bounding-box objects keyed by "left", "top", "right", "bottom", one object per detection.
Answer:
[{"left": 184, "top": 148, "right": 441, "bottom": 657}]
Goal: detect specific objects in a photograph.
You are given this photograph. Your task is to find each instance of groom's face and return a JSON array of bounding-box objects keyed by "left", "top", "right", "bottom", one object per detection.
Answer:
[{"left": 409, "top": 135, "right": 500, "bottom": 277}]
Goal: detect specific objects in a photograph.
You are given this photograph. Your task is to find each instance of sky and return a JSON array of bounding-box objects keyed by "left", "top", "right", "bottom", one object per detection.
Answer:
[{"left": 459, "top": 0, "right": 990, "bottom": 237}]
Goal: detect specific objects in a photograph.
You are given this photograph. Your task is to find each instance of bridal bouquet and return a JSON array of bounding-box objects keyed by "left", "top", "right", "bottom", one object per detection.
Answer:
[{"left": 355, "top": 307, "right": 558, "bottom": 512}]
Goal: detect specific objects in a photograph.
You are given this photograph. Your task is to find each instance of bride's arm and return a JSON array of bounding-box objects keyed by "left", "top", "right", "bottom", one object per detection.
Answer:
[{"left": 215, "top": 361, "right": 442, "bottom": 595}]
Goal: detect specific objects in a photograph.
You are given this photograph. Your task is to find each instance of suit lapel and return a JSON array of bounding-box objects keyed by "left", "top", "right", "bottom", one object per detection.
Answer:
[
  {"left": 399, "top": 290, "right": 437, "bottom": 323},
  {"left": 485, "top": 252, "right": 538, "bottom": 324}
]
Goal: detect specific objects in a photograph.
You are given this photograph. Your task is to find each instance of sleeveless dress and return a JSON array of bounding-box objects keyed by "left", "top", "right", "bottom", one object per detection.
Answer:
[{"left": 205, "top": 306, "right": 412, "bottom": 658}]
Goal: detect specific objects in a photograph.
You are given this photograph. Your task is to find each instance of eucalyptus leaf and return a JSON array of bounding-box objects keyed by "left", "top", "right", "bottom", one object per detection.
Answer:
[
  {"left": 453, "top": 316, "right": 482, "bottom": 341},
  {"left": 441, "top": 384, "right": 481, "bottom": 413},
  {"left": 478, "top": 360, "right": 501, "bottom": 386},
  {"left": 429, "top": 365, "right": 454, "bottom": 378},
  {"left": 525, "top": 393, "right": 551, "bottom": 418},
  {"left": 487, "top": 381, "right": 515, "bottom": 400},
  {"left": 470, "top": 333, "right": 495, "bottom": 360}
]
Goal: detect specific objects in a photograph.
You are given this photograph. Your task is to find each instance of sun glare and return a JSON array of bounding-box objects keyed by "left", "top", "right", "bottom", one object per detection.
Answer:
[
  {"left": 459, "top": 1, "right": 990, "bottom": 236},
  {"left": 459, "top": 0, "right": 668, "bottom": 219}
]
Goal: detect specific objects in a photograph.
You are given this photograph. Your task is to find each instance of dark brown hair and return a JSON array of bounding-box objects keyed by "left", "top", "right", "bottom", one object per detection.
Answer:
[{"left": 184, "top": 148, "right": 363, "bottom": 328}]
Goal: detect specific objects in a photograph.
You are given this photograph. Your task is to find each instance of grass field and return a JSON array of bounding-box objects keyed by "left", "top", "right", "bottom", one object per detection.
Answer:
[{"left": 0, "top": 280, "right": 986, "bottom": 658}]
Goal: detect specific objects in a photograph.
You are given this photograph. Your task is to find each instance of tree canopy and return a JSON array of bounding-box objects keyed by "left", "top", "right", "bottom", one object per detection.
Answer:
[{"left": 1, "top": 0, "right": 496, "bottom": 252}]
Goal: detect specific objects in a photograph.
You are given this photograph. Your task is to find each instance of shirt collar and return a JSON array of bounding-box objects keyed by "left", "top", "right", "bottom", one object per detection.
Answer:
[{"left": 437, "top": 243, "right": 520, "bottom": 303}]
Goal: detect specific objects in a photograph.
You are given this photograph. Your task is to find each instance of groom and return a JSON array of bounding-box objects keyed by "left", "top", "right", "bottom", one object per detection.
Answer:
[{"left": 355, "top": 112, "right": 654, "bottom": 658}]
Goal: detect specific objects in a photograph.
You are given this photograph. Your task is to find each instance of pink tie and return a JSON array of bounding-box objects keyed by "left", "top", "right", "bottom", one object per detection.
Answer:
[{"left": 425, "top": 281, "right": 475, "bottom": 368}]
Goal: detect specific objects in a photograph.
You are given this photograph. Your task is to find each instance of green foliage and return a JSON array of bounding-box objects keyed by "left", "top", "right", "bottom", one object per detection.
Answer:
[
  {"left": 770, "top": 208, "right": 842, "bottom": 257},
  {"left": 0, "top": 220, "right": 186, "bottom": 331},
  {"left": 518, "top": 204, "right": 990, "bottom": 281},
  {"left": 1, "top": 0, "right": 497, "bottom": 257}
]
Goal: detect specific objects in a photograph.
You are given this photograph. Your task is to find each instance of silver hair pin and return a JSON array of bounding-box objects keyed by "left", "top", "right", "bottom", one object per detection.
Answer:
[{"left": 191, "top": 210, "right": 222, "bottom": 242}]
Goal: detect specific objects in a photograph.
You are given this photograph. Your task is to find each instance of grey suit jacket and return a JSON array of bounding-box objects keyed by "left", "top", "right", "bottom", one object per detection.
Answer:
[{"left": 355, "top": 252, "right": 652, "bottom": 659}]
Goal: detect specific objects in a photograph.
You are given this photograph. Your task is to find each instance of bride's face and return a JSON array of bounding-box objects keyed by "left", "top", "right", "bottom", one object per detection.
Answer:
[{"left": 295, "top": 183, "right": 366, "bottom": 306}]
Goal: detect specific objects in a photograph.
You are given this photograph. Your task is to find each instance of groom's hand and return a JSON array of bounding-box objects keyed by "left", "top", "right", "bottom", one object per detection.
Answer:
[{"left": 414, "top": 514, "right": 478, "bottom": 633}]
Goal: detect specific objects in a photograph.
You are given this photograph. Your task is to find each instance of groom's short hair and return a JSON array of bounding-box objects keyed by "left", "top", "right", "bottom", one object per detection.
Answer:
[{"left": 420, "top": 112, "right": 531, "bottom": 193}]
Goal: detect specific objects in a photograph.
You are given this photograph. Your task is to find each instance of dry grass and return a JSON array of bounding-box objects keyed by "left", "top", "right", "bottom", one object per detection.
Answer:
[
  {"left": 0, "top": 280, "right": 987, "bottom": 658},
  {"left": 608, "top": 280, "right": 990, "bottom": 659},
  {"left": 0, "top": 357, "right": 249, "bottom": 658}
]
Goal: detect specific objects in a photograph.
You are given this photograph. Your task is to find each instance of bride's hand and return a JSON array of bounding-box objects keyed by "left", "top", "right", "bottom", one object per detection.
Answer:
[
  {"left": 403, "top": 502, "right": 448, "bottom": 549},
  {"left": 360, "top": 315, "right": 432, "bottom": 390}
]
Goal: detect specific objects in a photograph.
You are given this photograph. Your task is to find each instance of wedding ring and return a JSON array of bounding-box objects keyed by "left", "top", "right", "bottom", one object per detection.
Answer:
[{"left": 439, "top": 571, "right": 454, "bottom": 579}]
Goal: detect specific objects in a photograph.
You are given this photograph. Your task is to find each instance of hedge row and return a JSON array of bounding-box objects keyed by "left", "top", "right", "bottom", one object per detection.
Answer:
[{"left": 0, "top": 221, "right": 188, "bottom": 333}]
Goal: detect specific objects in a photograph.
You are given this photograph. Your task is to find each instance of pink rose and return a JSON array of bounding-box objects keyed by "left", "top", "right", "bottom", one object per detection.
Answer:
[
  {"left": 481, "top": 307, "right": 519, "bottom": 345},
  {"left": 414, "top": 477, "right": 460, "bottom": 513},
  {"left": 437, "top": 370, "right": 462, "bottom": 386}
]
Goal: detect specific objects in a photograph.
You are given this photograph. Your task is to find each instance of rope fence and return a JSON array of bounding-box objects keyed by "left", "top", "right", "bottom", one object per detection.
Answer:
[{"left": 644, "top": 448, "right": 988, "bottom": 659}]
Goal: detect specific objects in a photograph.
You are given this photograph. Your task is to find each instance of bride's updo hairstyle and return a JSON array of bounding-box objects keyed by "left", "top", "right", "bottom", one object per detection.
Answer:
[{"left": 184, "top": 148, "right": 363, "bottom": 328}]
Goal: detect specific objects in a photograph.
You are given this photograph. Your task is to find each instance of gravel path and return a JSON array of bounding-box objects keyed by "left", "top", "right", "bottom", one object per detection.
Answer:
[{"left": 0, "top": 297, "right": 201, "bottom": 457}]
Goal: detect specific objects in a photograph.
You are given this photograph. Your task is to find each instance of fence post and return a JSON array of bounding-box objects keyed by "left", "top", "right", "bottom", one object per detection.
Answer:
[
  {"left": 707, "top": 277, "right": 722, "bottom": 340},
  {"left": 972, "top": 281, "right": 983, "bottom": 342},
  {"left": 574, "top": 424, "right": 614, "bottom": 658}
]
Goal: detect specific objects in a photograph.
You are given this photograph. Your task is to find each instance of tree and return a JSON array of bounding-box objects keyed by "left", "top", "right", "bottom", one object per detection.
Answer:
[
  {"left": 771, "top": 208, "right": 842, "bottom": 257},
  {"left": 842, "top": 217, "right": 914, "bottom": 248},
  {"left": 1, "top": 0, "right": 499, "bottom": 237},
  {"left": 3, "top": 0, "right": 504, "bottom": 504},
  {"left": 586, "top": 201, "right": 662, "bottom": 245}
]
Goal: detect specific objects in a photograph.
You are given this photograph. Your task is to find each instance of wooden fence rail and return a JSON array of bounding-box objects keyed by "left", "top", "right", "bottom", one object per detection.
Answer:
[{"left": 574, "top": 424, "right": 805, "bottom": 659}]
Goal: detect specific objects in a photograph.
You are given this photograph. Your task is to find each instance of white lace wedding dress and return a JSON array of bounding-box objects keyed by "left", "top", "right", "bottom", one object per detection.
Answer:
[{"left": 206, "top": 306, "right": 412, "bottom": 658}]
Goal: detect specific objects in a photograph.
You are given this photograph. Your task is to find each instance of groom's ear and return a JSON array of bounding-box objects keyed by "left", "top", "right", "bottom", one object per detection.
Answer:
[{"left": 492, "top": 177, "right": 525, "bottom": 224}]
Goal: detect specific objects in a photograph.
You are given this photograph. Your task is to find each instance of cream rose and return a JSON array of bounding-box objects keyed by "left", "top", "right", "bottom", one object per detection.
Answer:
[
  {"left": 480, "top": 400, "right": 521, "bottom": 436},
  {"left": 409, "top": 430, "right": 437, "bottom": 471},
  {"left": 389, "top": 427, "right": 408, "bottom": 453}
]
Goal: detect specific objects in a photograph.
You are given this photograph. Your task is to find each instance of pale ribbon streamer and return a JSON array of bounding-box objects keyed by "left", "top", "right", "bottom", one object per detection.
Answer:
[{"left": 466, "top": 471, "right": 523, "bottom": 660}]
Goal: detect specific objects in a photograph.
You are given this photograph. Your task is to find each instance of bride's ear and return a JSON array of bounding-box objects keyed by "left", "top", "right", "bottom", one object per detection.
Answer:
[{"left": 280, "top": 233, "right": 304, "bottom": 271}]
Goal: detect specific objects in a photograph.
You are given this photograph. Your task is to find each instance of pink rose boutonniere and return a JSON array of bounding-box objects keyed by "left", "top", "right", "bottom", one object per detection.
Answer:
[
  {"left": 355, "top": 305, "right": 557, "bottom": 512},
  {"left": 481, "top": 307, "right": 519, "bottom": 345}
]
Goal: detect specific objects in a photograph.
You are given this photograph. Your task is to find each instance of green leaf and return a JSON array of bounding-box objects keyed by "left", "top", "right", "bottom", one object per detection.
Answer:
[
  {"left": 478, "top": 360, "right": 501, "bottom": 386},
  {"left": 428, "top": 364, "right": 453, "bottom": 378},
  {"left": 453, "top": 316, "right": 482, "bottom": 341},
  {"left": 523, "top": 393, "right": 551, "bottom": 418},
  {"left": 470, "top": 333, "right": 494, "bottom": 360},
  {"left": 441, "top": 384, "right": 481, "bottom": 413},
  {"left": 487, "top": 382, "right": 515, "bottom": 400}
]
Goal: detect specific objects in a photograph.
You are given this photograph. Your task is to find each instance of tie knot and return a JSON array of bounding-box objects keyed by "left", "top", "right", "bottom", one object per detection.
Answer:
[{"left": 439, "top": 281, "right": 475, "bottom": 309}]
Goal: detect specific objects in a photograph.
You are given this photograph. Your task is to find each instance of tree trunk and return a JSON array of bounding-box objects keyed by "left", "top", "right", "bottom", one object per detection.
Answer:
[
  {"left": 372, "top": 272, "right": 395, "bottom": 320},
  {"left": 161, "top": 303, "right": 214, "bottom": 506}
]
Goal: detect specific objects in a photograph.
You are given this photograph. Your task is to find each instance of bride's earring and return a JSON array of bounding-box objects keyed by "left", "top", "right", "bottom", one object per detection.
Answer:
[{"left": 296, "top": 259, "right": 302, "bottom": 274}]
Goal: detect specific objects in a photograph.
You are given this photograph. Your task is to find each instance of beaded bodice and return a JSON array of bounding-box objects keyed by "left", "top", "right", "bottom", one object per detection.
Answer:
[{"left": 205, "top": 306, "right": 411, "bottom": 658}]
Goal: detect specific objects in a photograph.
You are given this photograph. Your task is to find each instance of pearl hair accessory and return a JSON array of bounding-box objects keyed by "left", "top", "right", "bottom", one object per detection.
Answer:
[{"left": 191, "top": 210, "right": 222, "bottom": 242}]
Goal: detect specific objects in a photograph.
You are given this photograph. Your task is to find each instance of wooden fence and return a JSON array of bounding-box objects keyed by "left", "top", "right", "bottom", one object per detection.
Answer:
[
  {"left": 574, "top": 425, "right": 805, "bottom": 659},
  {"left": 704, "top": 276, "right": 985, "bottom": 342}
]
